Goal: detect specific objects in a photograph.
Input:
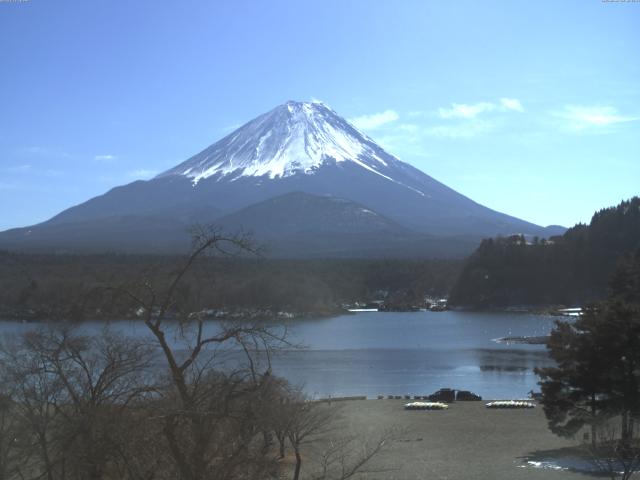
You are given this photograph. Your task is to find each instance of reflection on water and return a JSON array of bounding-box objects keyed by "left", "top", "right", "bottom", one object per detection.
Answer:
[
  {"left": 476, "top": 348, "right": 546, "bottom": 373},
  {"left": 273, "top": 311, "right": 556, "bottom": 399},
  {"left": 0, "top": 310, "right": 558, "bottom": 399},
  {"left": 270, "top": 347, "right": 552, "bottom": 399},
  {"left": 479, "top": 365, "right": 528, "bottom": 372}
]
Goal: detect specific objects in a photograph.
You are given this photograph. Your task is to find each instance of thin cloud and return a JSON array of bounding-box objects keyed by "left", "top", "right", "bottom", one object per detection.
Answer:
[
  {"left": 127, "top": 169, "right": 158, "bottom": 180},
  {"left": 354, "top": 98, "right": 525, "bottom": 147},
  {"left": 20, "top": 146, "right": 72, "bottom": 158},
  {"left": 425, "top": 121, "right": 494, "bottom": 139},
  {"left": 375, "top": 133, "right": 432, "bottom": 160},
  {"left": 397, "top": 124, "right": 420, "bottom": 133},
  {"left": 94, "top": 154, "right": 117, "bottom": 162},
  {"left": 555, "top": 105, "right": 638, "bottom": 131},
  {"left": 500, "top": 98, "right": 524, "bottom": 112},
  {"left": 438, "top": 98, "right": 524, "bottom": 119},
  {"left": 422, "top": 98, "right": 525, "bottom": 139},
  {"left": 21, "top": 146, "right": 50, "bottom": 155},
  {"left": 439, "top": 102, "right": 495, "bottom": 119},
  {"left": 375, "top": 124, "right": 423, "bottom": 153},
  {"left": 3, "top": 164, "right": 32, "bottom": 173},
  {"left": 349, "top": 110, "right": 400, "bottom": 130},
  {"left": 2, "top": 164, "right": 62, "bottom": 177},
  {"left": 221, "top": 123, "right": 242, "bottom": 134}
]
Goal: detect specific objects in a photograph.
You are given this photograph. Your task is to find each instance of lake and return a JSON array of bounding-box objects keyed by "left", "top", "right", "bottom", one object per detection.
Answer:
[
  {"left": 277, "top": 310, "right": 557, "bottom": 399},
  {"left": 0, "top": 310, "right": 559, "bottom": 400}
]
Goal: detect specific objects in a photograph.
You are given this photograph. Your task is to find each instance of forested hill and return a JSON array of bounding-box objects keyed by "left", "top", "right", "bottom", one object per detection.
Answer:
[
  {"left": 449, "top": 197, "right": 640, "bottom": 308},
  {"left": 0, "top": 255, "right": 461, "bottom": 321}
]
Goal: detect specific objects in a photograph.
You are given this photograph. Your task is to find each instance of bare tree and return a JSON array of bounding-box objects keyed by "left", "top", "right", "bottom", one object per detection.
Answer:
[
  {"left": 285, "top": 398, "right": 335, "bottom": 480},
  {"left": 283, "top": 394, "right": 396, "bottom": 480},
  {"left": 119, "top": 227, "right": 289, "bottom": 480},
  {"left": 0, "top": 390, "right": 27, "bottom": 480},
  {"left": 260, "top": 377, "right": 295, "bottom": 460},
  {"left": 311, "top": 433, "right": 393, "bottom": 480},
  {"left": 586, "top": 424, "right": 640, "bottom": 480},
  {"left": 1, "top": 331, "right": 67, "bottom": 480},
  {"left": 0, "top": 226, "right": 392, "bottom": 480},
  {"left": 0, "top": 327, "right": 155, "bottom": 480}
]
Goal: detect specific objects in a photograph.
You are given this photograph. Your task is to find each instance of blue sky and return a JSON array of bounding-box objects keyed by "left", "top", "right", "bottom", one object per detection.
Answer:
[{"left": 0, "top": 0, "right": 638, "bottom": 231}]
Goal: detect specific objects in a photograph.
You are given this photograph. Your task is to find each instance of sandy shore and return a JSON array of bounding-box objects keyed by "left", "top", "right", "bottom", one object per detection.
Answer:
[{"left": 304, "top": 399, "right": 599, "bottom": 480}]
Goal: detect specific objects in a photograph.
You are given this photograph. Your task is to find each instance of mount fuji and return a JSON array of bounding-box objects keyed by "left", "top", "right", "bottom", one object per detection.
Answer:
[{"left": 0, "top": 101, "right": 564, "bottom": 257}]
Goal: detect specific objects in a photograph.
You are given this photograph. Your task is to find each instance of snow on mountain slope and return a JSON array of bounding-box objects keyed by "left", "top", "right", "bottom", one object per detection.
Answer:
[{"left": 158, "top": 101, "right": 424, "bottom": 195}]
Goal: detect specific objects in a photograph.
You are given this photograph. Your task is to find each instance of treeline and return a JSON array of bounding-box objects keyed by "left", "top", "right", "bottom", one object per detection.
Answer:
[
  {"left": 0, "top": 233, "right": 393, "bottom": 480},
  {"left": 449, "top": 197, "right": 640, "bottom": 308},
  {"left": 0, "top": 251, "right": 461, "bottom": 320}
]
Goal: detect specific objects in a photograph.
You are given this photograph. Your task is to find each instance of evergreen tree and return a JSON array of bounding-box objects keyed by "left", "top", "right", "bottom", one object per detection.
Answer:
[
  {"left": 537, "top": 254, "right": 640, "bottom": 449},
  {"left": 610, "top": 247, "right": 640, "bottom": 305},
  {"left": 450, "top": 197, "right": 640, "bottom": 308},
  {"left": 535, "top": 305, "right": 613, "bottom": 446}
]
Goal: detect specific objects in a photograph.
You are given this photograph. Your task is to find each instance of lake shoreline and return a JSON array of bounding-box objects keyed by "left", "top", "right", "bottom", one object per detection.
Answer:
[
  {"left": 452, "top": 304, "right": 581, "bottom": 317},
  {"left": 0, "top": 305, "right": 350, "bottom": 323},
  {"left": 0, "top": 302, "right": 580, "bottom": 323}
]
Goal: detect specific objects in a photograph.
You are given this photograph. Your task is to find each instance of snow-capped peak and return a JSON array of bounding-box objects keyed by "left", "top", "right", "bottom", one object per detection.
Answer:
[{"left": 158, "top": 101, "right": 409, "bottom": 185}]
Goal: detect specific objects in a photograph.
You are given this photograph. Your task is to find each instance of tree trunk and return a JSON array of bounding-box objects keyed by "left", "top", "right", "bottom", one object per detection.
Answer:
[
  {"left": 163, "top": 417, "right": 194, "bottom": 480},
  {"left": 277, "top": 432, "right": 286, "bottom": 458},
  {"left": 293, "top": 449, "right": 302, "bottom": 480},
  {"left": 37, "top": 433, "right": 55, "bottom": 480},
  {"left": 262, "top": 430, "right": 272, "bottom": 454},
  {"left": 622, "top": 410, "right": 630, "bottom": 446},
  {"left": 591, "top": 394, "right": 597, "bottom": 449}
]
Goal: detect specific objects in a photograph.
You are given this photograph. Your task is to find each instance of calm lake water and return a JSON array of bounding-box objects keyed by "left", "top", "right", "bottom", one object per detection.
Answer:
[{"left": 0, "top": 311, "right": 559, "bottom": 400}]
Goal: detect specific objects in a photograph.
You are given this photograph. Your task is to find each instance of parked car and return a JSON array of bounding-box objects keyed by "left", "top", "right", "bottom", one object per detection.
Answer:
[
  {"left": 456, "top": 390, "right": 482, "bottom": 401},
  {"left": 428, "top": 388, "right": 455, "bottom": 403}
]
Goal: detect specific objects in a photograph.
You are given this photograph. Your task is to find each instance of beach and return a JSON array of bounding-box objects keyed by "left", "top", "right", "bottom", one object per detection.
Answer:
[{"left": 303, "top": 399, "right": 598, "bottom": 480}]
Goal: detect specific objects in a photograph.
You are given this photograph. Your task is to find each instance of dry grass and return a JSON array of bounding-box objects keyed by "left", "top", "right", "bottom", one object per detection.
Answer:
[{"left": 305, "top": 399, "right": 599, "bottom": 480}]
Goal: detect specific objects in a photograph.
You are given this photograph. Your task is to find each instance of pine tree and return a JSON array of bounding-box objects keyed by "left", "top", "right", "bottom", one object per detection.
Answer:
[
  {"left": 536, "top": 253, "right": 640, "bottom": 449},
  {"left": 535, "top": 305, "right": 613, "bottom": 446}
]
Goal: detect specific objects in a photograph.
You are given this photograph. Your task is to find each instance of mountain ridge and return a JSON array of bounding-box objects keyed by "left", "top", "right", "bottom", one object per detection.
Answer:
[
  {"left": 157, "top": 101, "right": 416, "bottom": 189},
  {"left": 0, "top": 101, "right": 565, "bottom": 257}
]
